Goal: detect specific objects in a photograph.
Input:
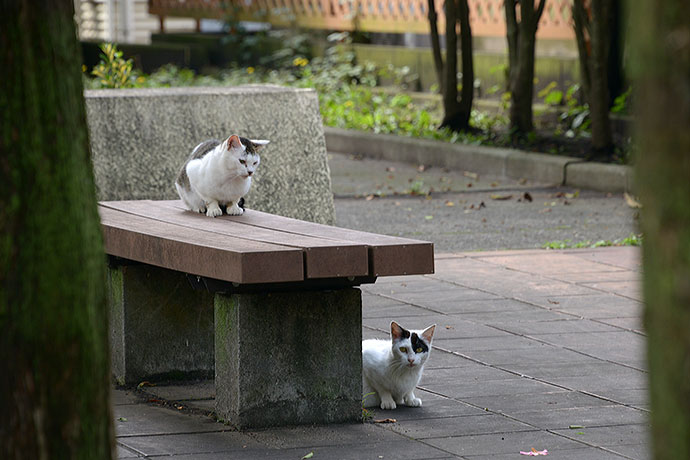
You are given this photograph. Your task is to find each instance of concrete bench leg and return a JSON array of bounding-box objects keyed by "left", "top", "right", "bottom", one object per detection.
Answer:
[
  {"left": 107, "top": 264, "right": 215, "bottom": 384},
  {"left": 214, "top": 288, "right": 362, "bottom": 429}
]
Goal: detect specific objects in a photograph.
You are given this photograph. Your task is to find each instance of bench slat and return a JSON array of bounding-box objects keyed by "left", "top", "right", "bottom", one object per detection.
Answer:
[
  {"left": 163, "top": 201, "right": 434, "bottom": 276},
  {"left": 99, "top": 207, "right": 305, "bottom": 284},
  {"left": 100, "top": 201, "right": 370, "bottom": 279}
]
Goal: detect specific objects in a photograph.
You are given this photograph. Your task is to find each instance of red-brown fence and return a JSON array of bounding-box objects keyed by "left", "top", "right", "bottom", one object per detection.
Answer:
[{"left": 149, "top": 0, "right": 576, "bottom": 39}]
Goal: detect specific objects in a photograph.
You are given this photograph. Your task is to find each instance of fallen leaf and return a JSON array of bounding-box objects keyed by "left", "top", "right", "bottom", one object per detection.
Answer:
[
  {"left": 467, "top": 182, "right": 473, "bottom": 188},
  {"left": 373, "top": 418, "right": 397, "bottom": 423},
  {"left": 490, "top": 194, "right": 513, "bottom": 201},
  {"left": 482, "top": 218, "right": 487, "bottom": 223},
  {"left": 624, "top": 192, "right": 642, "bottom": 209},
  {"left": 569, "top": 424, "right": 584, "bottom": 429},
  {"left": 302, "top": 452, "right": 314, "bottom": 459},
  {"left": 148, "top": 398, "right": 163, "bottom": 403},
  {"left": 479, "top": 201, "right": 486, "bottom": 209},
  {"left": 547, "top": 299, "right": 560, "bottom": 305},
  {"left": 539, "top": 208, "right": 552, "bottom": 214},
  {"left": 117, "top": 417, "right": 127, "bottom": 422},
  {"left": 137, "top": 381, "right": 155, "bottom": 388},
  {"left": 424, "top": 215, "right": 433, "bottom": 220},
  {"left": 445, "top": 325, "right": 454, "bottom": 330},
  {"left": 417, "top": 164, "right": 428, "bottom": 172},
  {"left": 491, "top": 182, "right": 499, "bottom": 187},
  {"left": 518, "top": 178, "right": 528, "bottom": 185},
  {"left": 386, "top": 166, "right": 396, "bottom": 172},
  {"left": 365, "top": 195, "right": 375, "bottom": 201},
  {"left": 520, "top": 448, "right": 549, "bottom": 456},
  {"left": 464, "top": 171, "right": 478, "bottom": 180},
  {"left": 523, "top": 192, "right": 533, "bottom": 202},
  {"left": 445, "top": 201, "right": 455, "bottom": 207}
]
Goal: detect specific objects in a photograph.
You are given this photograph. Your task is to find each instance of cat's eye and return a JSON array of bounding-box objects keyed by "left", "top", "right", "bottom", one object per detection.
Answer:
[
  {"left": 253, "top": 161, "right": 258, "bottom": 166},
  {"left": 399, "top": 347, "right": 407, "bottom": 353},
  {"left": 415, "top": 347, "right": 423, "bottom": 353},
  {"left": 239, "top": 159, "right": 246, "bottom": 165}
]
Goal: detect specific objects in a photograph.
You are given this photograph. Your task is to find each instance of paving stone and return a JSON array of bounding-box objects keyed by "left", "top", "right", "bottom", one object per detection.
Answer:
[
  {"left": 462, "top": 344, "right": 596, "bottom": 366},
  {"left": 434, "top": 335, "right": 554, "bottom": 352},
  {"left": 112, "top": 389, "right": 141, "bottom": 406},
  {"left": 140, "top": 380, "right": 214, "bottom": 401},
  {"left": 596, "top": 317, "right": 645, "bottom": 333},
  {"left": 432, "top": 298, "right": 537, "bottom": 315},
  {"left": 462, "top": 390, "right": 611, "bottom": 414},
  {"left": 244, "top": 423, "right": 404, "bottom": 449},
  {"left": 524, "top": 294, "right": 643, "bottom": 319},
  {"left": 493, "top": 318, "right": 621, "bottom": 335},
  {"left": 509, "top": 404, "right": 648, "bottom": 430},
  {"left": 423, "top": 376, "right": 562, "bottom": 399},
  {"left": 370, "top": 390, "right": 486, "bottom": 421},
  {"left": 423, "top": 429, "right": 586, "bottom": 457},
  {"left": 471, "top": 252, "right": 620, "bottom": 275},
  {"left": 552, "top": 423, "right": 650, "bottom": 446},
  {"left": 363, "top": 301, "right": 434, "bottom": 319},
  {"left": 387, "top": 413, "right": 534, "bottom": 439},
  {"left": 548, "top": 270, "right": 640, "bottom": 284},
  {"left": 116, "top": 444, "right": 140, "bottom": 458},
  {"left": 118, "top": 430, "right": 261, "bottom": 457},
  {"left": 386, "top": 288, "right": 504, "bottom": 306},
  {"left": 581, "top": 280, "right": 643, "bottom": 300},
  {"left": 604, "top": 442, "right": 650, "bottom": 460},
  {"left": 421, "top": 363, "right": 521, "bottom": 385},
  {"left": 464, "top": 446, "right": 631, "bottom": 459},
  {"left": 423, "top": 349, "right": 480, "bottom": 369},
  {"left": 114, "top": 404, "right": 225, "bottom": 437},
  {"left": 457, "top": 308, "right": 576, "bottom": 325},
  {"left": 569, "top": 247, "right": 641, "bottom": 271},
  {"left": 502, "top": 361, "right": 642, "bottom": 380},
  {"left": 548, "top": 373, "right": 648, "bottom": 397}
]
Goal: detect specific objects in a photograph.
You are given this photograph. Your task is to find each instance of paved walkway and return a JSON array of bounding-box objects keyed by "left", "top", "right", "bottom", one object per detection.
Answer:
[{"left": 114, "top": 246, "right": 648, "bottom": 460}]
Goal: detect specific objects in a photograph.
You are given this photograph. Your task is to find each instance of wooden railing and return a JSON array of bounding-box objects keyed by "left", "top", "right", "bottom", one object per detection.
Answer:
[{"left": 149, "top": 0, "right": 576, "bottom": 39}]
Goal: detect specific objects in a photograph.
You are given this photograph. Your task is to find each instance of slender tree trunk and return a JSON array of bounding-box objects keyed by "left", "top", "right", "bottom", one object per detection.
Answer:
[
  {"left": 588, "top": 0, "right": 613, "bottom": 154},
  {"left": 633, "top": 0, "right": 690, "bottom": 457},
  {"left": 427, "top": 0, "right": 444, "bottom": 94},
  {"left": 440, "top": 0, "right": 461, "bottom": 128},
  {"left": 505, "top": 0, "right": 545, "bottom": 137},
  {"left": 572, "top": 1, "right": 592, "bottom": 99},
  {"left": 606, "top": 0, "right": 625, "bottom": 106},
  {"left": 0, "top": 0, "right": 114, "bottom": 458},
  {"left": 457, "top": 0, "right": 473, "bottom": 128}
]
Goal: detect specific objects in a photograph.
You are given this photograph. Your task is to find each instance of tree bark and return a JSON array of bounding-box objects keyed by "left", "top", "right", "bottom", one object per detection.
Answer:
[
  {"left": 0, "top": 1, "right": 115, "bottom": 458},
  {"left": 427, "top": 0, "right": 445, "bottom": 94},
  {"left": 572, "top": 1, "right": 592, "bottom": 99},
  {"left": 504, "top": 0, "right": 545, "bottom": 137},
  {"left": 457, "top": 0, "right": 474, "bottom": 128},
  {"left": 633, "top": 0, "right": 690, "bottom": 457},
  {"left": 588, "top": 0, "right": 613, "bottom": 154},
  {"left": 440, "top": 0, "right": 461, "bottom": 128}
]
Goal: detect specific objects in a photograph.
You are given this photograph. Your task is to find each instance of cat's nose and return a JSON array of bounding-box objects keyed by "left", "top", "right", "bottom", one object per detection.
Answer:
[
  {"left": 247, "top": 171, "right": 253, "bottom": 176},
  {"left": 408, "top": 358, "right": 415, "bottom": 364}
]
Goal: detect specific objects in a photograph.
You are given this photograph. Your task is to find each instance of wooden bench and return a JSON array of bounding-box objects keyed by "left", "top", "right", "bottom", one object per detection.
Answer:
[{"left": 99, "top": 200, "right": 434, "bottom": 428}]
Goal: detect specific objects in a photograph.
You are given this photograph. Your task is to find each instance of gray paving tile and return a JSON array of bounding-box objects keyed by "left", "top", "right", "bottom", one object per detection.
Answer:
[
  {"left": 462, "top": 390, "right": 611, "bottom": 413},
  {"left": 112, "top": 389, "right": 141, "bottom": 406},
  {"left": 116, "top": 443, "right": 140, "bottom": 458},
  {"left": 421, "top": 363, "right": 521, "bottom": 385},
  {"left": 509, "top": 405, "right": 648, "bottom": 430},
  {"left": 433, "top": 298, "right": 537, "bottom": 315},
  {"left": 244, "top": 423, "right": 404, "bottom": 449},
  {"left": 140, "top": 380, "right": 214, "bottom": 401},
  {"left": 604, "top": 442, "right": 650, "bottom": 460},
  {"left": 494, "top": 318, "right": 622, "bottom": 335},
  {"left": 118, "top": 430, "right": 260, "bottom": 457},
  {"left": 596, "top": 317, "right": 645, "bottom": 333},
  {"left": 525, "top": 294, "right": 643, "bottom": 319},
  {"left": 465, "top": 446, "right": 630, "bottom": 459},
  {"left": 463, "top": 344, "right": 596, "bottom": 366},
  {"left": 423, "top": 377, "right": 561, "bottom": 399},
  {"left": 114, "top": 404, "right": 225, "bottom": 437},
  {"left": 548, "top": 373, "right": 648, "bottom": 396},
  {"left": 423, "top": 429, "right": 585, "bottom": 457},
  {"left": 387, "top": 287, "right": 504, "bottom": 305},
  {"left": 502, "top": 361, "right": 641, "bottom": 380},
  {"left": 457, "top": 309, "right": 576, "bottom": 325},
  {"left": 386, "top": 413, "right": 534, "bottom": 440},
  {"left": 367, "top": 390, "right": 486, "bottom": 421},
  {"left": 434, "top": 335, "right": 552, "bottom": 352},
  {"left": 552, "top": 423, "right": 650, "bottom": 446},
  {"left": 423, "top": 350, "right": 479, "bottom": 369},
  {"left": 363, "top": 301, "right": 436, "bottom": 319}
]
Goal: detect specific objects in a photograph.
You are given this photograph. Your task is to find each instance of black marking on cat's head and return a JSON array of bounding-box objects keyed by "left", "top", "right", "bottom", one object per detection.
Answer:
[
  {"left": 410, "top": 332, "right": 429, "bottom": 354},
  {"left": 239, "top": 136, "right": 269, "bottom": 154}
]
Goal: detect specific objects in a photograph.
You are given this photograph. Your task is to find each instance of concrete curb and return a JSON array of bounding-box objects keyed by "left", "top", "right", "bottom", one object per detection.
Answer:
[{"left": 324, "top": 126, "right": 634, "bottom": 193}]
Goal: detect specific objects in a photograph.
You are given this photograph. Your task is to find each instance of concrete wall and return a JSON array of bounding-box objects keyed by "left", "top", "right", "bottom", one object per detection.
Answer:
[{"left": 85, "top": 85, "right": 336, "bottom": 225}]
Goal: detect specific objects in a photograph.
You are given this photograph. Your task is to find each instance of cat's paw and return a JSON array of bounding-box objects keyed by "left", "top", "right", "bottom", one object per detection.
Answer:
[
  {"left": 226, "top": 203, "right": 244, "bottom": 216},
  {"left": 205, "top": 203, "right": 223, "bottom": 217},
  {"left": 405, "top": 397, "right": 422, "bottom": 407},
  {"left": 380, "top": 399, "right": 397, "bottom": 410}
]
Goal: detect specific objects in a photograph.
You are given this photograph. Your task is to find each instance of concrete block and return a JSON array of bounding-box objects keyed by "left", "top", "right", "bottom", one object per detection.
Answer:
[
  {"left": 214, "top": 288, "right": 362, "bottom": 428},
  {"left": 86, "top": 86, "right": 336, "bottom": 225},
  {"left": 107, "top": 264, "right": 215, "bottom": 384},
  {"left": 565, "top": 161, "right": 633, "bottom": 193},
  {"left": 505, "top": 151, "right": 571, "bottom": 184}
]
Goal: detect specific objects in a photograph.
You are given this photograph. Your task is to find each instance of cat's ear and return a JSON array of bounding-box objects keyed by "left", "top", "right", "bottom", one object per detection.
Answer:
[
  {"left": 250, "top": 139, "right": 270, "bottom": 151},
  {"left": 226, "top": 135, "right": 243, "bottom": 151},
  {"left": 390, "top": 321, "right": 410, "bottom": 340},
  {"left": 421, "top": 324, "right": 436, "bottom": 343}
]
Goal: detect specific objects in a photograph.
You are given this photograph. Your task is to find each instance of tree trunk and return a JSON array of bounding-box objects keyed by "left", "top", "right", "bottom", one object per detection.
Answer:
[
  {"left": 633, "top": 0, "right": 690, "bottom": 457},
  {"left": 427, "top": 0, "right": 444, "bottom": 94},
  {"left": 0, "top": 1, "right": 115, "bottom": 458},
  {"left": 440, "top": 0, "right": 461, "bottom": 128},
  {"left": 572, "top": 1, "right": 592, "bottom": 99},
  {"left": 457, "top": 0, "right": 474, "bottom": 129},
  {"left": 606, "top": 0, "right": 625, "bottom": 107},
  {"left": 588, "top": 0, "right": 613, "bottom": 154},
  {"left": 504, "top": 0, "right": 545, "bottom": 137}
]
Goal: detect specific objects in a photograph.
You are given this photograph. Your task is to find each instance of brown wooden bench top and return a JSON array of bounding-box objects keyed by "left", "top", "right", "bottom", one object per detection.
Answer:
[{"left": 99, "top": 200, "right": 434, "bottom": 285}]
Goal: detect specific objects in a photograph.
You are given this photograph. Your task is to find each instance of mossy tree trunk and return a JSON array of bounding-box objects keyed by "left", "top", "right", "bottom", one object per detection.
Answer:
[
  {"left": 428, "top": 0, "right": 474, "bottom": 132},
  {"left": 505, "top": 0, "right": 546, "bottom": 137},
  {"left": 573, "top": 0, "right": 616, "bottom": 157},
  {"left": 633, "top": 0, "right": 690, "bottom": 457},
  {"left": 0, "top": 1, "right": 114, "bottom": 458}
]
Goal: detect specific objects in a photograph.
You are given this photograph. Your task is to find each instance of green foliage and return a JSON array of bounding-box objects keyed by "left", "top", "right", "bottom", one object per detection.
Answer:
[
  {"left": 611, "top": 87, "right": 632, "bottom": 114},
  {"left": 542, "top": 233, "right": 642, "bottom": 250},
  {"left": 90, "top": 43, "right": 135, "bottom": 88},
  {"left": 538, "top": 81, "right": 563, "bottom": 106}
]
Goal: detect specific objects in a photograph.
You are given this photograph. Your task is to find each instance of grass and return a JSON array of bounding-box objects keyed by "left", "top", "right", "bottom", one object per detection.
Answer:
[{"left": 542, "top": 233, "right": 642, "bottom": 250}]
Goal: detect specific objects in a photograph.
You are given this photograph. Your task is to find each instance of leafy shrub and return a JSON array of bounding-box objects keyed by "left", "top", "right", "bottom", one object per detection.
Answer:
[{"left": 90, "top": 43, "right": 135, "bottom": 89}]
